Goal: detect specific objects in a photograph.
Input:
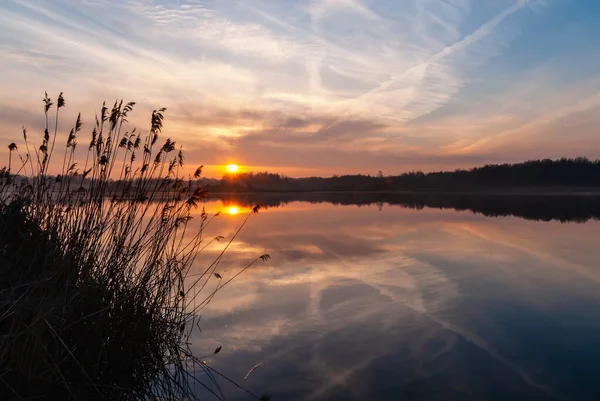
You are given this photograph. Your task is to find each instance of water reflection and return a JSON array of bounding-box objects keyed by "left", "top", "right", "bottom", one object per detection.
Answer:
[
  {"left": 190, "top": 199, "right": 600, "bottom": 401},
  {"left": 212, "top": 192, "right": 600, "bottom": 223}
]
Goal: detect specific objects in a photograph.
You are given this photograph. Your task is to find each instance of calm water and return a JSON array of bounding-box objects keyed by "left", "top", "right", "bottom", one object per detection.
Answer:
[{"left": 189, "top": 198, "right": 600, "bottom": 401}]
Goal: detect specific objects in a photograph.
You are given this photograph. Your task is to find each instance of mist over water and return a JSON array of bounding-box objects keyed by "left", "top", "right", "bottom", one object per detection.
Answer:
[{"left": 188, "top": 198, "right": 600, "bottom": 401}]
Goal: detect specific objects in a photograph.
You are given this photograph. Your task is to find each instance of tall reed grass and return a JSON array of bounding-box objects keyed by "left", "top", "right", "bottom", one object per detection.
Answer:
[{"left": 0, "top": 93, "right": 270, "bottom": 400}]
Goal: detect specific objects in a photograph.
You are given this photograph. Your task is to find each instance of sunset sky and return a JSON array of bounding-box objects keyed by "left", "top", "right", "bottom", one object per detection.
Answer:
[{"left": 1, "top": 0, "right": 600, "bottom": 177}]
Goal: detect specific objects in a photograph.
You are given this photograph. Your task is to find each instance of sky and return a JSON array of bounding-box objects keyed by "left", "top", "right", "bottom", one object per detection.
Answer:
[{"left": 1, "top": 0, "right": 600, "bottom": 177}]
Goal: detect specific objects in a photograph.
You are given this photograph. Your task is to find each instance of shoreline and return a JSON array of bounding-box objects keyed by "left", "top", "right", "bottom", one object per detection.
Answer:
[{"left": 206, "top": 188, "right": 600, "bottom": 197}]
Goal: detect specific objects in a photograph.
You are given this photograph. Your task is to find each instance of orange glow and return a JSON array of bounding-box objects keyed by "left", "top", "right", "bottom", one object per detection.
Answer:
[
  {"left": 227, "top": 206, "right": 239, "bottom": 215},
  {"left": 226, "top": 164, "right": 239, "bottom": 173}
]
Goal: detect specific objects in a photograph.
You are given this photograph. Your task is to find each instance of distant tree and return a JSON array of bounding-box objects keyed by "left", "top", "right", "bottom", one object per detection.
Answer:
[{"left": 203, "top": 158, "right": 600, "bottom": 193}]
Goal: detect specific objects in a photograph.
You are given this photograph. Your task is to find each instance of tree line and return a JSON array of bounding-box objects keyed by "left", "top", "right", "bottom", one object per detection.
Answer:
[{"left": 210, "top": 158, "right": 600, "bottom": 192}]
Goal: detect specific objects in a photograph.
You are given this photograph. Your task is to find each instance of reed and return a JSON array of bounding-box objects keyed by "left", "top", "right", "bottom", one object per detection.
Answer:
[{"left": 0, "top": 93, "right": 270, "bottom": 401}]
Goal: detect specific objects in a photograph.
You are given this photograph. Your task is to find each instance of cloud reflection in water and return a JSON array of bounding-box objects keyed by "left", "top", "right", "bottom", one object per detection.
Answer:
[{"left": 188, "top": 200, "right": 600, "bottom": 401}]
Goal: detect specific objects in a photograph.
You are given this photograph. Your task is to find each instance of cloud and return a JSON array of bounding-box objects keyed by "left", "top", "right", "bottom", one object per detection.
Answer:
[
  {"left": 355, "top": 0, "right": 531, "bottom": 123},
  {"left": 3, "top": 0, "right": 600, "bottom": 175},
  {"left": 307, "top": 0, "right": 379, "bottom": 29}
]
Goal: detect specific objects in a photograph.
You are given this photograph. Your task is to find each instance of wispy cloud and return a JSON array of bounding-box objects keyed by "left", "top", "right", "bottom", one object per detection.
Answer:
[{"left": 307, "top": 0, "right": 379, "bottom": 30}]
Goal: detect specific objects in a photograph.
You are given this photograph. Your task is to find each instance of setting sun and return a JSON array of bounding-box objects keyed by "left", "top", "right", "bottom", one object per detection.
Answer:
[
  {"left": 226, "top": 206, "right": 239, "bottom": 215},
  {"left": 226, "top": 164, "right": 239, "bottom": 173}
]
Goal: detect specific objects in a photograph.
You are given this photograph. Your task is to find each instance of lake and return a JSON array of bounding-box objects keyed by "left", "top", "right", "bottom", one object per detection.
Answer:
[{"left": 189, "top": 196, "right": 600, "bottom": 401}]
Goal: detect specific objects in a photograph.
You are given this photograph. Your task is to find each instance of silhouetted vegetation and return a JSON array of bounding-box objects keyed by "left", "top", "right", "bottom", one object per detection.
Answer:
[
  {"left": 0, "top": 94, "right": 270, "bottom": 401},
  {"left": 387, "top": 158, "right": 600, "bottom": 191},
  {"left": 205, "top": 158, "right": 600, "bottom": 193},
  {"left": 49, "top": 158, "right": 600, "bottom": 196}
]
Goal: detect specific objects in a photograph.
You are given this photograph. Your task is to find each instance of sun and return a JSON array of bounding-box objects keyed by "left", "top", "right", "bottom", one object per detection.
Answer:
[
  {"left": 226, "top": 206, "right": 239, "bottom": 215},
  {"left": 226, "top": 164, "right": 239, "bottom": 173}
]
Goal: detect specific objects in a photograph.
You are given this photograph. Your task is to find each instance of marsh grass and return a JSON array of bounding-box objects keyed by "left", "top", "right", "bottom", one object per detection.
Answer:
[{"left": 0, "top": 93, "right": 270, "bottom": 400}]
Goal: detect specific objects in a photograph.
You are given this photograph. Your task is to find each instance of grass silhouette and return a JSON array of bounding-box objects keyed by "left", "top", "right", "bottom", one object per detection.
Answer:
[{"left": 0, "top": 93, "right": 271, "bottom": 401}]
